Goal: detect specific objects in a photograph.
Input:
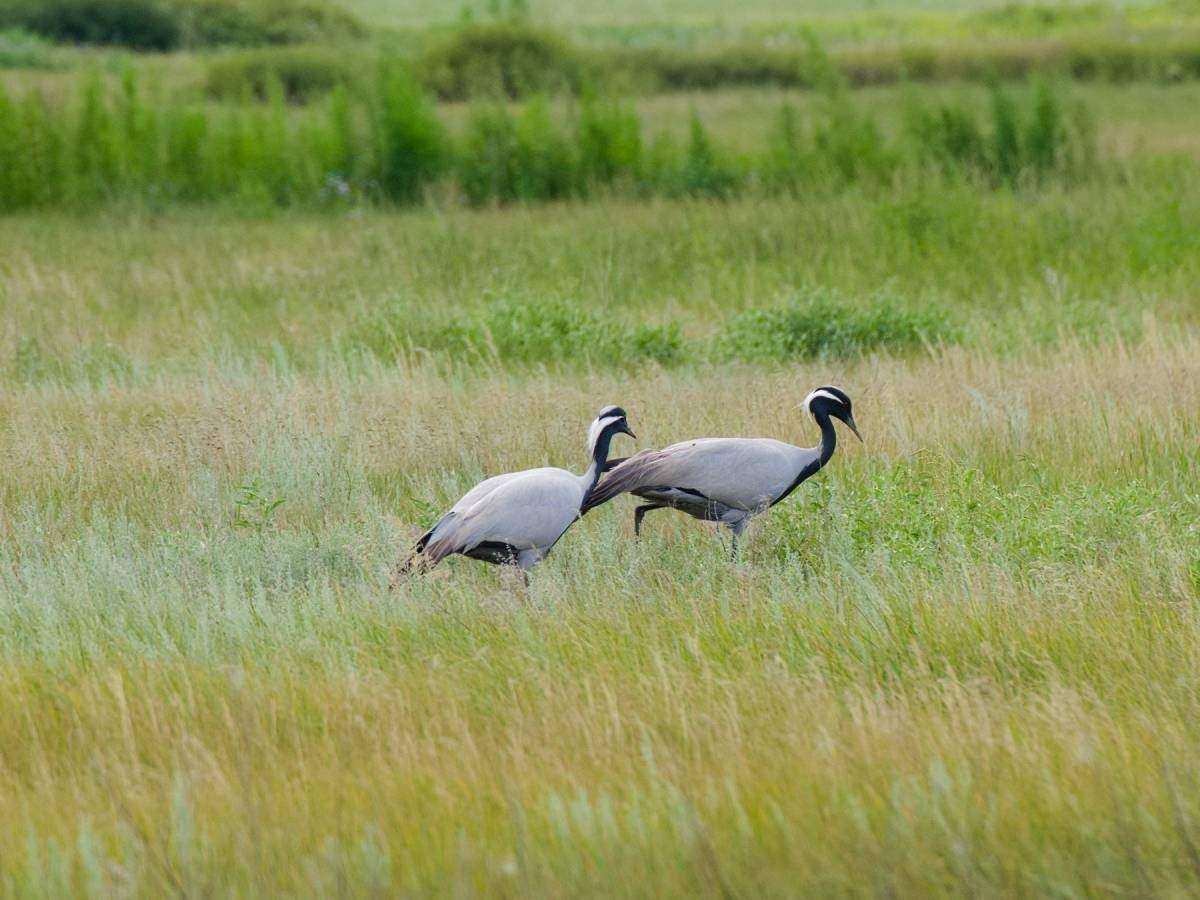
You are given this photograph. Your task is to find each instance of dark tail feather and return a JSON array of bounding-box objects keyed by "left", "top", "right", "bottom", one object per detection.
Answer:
[
  {"left": 602, "top": 457, "right": 628, "bottom": 473},
  {"left": 580, "top": 458, "right": 631, "bottom": 517},
  {"left": 581, "top": 475, "right": 626, "bottom": 515}
]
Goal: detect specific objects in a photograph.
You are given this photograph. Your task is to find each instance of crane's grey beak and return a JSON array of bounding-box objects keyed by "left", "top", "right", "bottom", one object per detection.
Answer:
[
  {"left": 845, "top": 415, "right": 863, "bottom": 442},
  {"left": 618, "top": 420, "right": 637, "bottom": 440}
]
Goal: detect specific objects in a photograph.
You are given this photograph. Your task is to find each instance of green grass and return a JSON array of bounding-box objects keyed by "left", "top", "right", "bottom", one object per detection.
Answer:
[
  {"left": 0, "top": 68, "right": 1102, "bottom": 212},
  {"left": 4, "top": 161, "right": 1198, "bottom": 376},
  {"left": 0, "top": 315, "right": 1198, "bottom": 894},
  {"left": 0, "top": 157, "right": 1199, "bottom": 895},
  {"left": 336, "top": 0, "right": 1168, "bottom": 30}
]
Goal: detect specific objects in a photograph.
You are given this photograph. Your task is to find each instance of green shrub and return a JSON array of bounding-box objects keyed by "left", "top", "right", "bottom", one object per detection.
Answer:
[
  {"left": 905, "top": 82, "right": 1095, "bottom": 186},
  {"left": 812, "top": 98, "right": 897, "bottom": 186},
  {"left": 576, "top": 95, "right": 641, "bottom": 189},
  {"left": 365, "top": 297, "right": 683, "bottom": 367},
  {"left": 440, "top": 298, "right": 682, "bottom": 366},
  {"left": 457, "top": 99, "right": 578, "bottom": 206},
  {"left": 419, "top": 22, "right": 581, "bottom": 101},
  {"left": 176, "top": 0, "right": 364, "bottom": 48},
  {"left": 717, "top": 292, "right": 954, "bottom": 361},
  {"left": 0, "top": 69, "right": 1101, "bottom": 213},
  {"left": 372, "top": 65, "right": 447, "bottom": 204},
  {"left": 762, "top": 103, "right": 809, "bottom": 193},
  {"left": 206, "top": 46, "right": 354, "bottom": 103},
  {"left": 511, "top": 96, "right": 576, "bottom": 202},
  {"left": 600, "top": 34, "right": 1200, "bottom": 94},
  {"left": 610, "top": 44, "right": 808, "bottom": 92},
  {"left": 0, "top": 0, "right": 180, "bottom": 50},
  {"left": 648, "top": 110, "right": 741, "bottom": 198},
  {"left": 0, "top": 27, "right": 56, "bottom": 68},
  {"left": 457, "top": 102, "right": 521, "bottom": 206},
  {"left": 905, "top": 100, "right": 989, "bottom": 178},
  {"left": 0, "top": 0, "right": 363, "bottom": 50}
]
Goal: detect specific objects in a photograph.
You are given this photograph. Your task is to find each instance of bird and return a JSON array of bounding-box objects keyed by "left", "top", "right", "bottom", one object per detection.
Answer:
[
  {"left": 582, "top": 386, "right": 860, "bottom": 554},
  {"left": 397, "top": 405, "right": 636, "bottom": 581}
]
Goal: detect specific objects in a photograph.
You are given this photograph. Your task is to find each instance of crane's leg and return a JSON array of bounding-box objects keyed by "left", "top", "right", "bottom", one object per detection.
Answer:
[
  {"left": 514, "top": 548, "right": 545, "bottom": 591},
  {"left": 497, "top": 562, "right": 530, "bottom": 592},
  {"left": 633, "top": 504, "right": 665, "bottom": 538},
  {"left": 727, "top": 518, "right": 750, "bottom": 561}
]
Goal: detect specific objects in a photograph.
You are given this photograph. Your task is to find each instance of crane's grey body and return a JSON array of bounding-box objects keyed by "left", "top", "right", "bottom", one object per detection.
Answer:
[
  {"left": 583, "top": 386, "right": 859, "bottom": 548},
  {"left": 417, "top": 467, "right": 595, "bottom": 569},
  {"left": 596, "top": 438, "right": 820, "bottom": 536},
  {"left": 400, "top": 406, "right": 635, "bottom": 576}
]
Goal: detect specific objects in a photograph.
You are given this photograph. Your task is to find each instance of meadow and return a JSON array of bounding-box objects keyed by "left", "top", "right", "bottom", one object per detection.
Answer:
[{"left": 3, "top": 0, "right": 1200, "bottom": 896}]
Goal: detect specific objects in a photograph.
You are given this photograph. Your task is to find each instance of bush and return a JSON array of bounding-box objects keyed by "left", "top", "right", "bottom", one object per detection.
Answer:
[
  {"left": 576, "top": 95, "right": 641, "bottom": 189},
  {"left": 372, "top": 65, "right": 447, "bottom": 204},
  {"left": 646, "top": 110, "right": 741, "bottom": 198},
  {"left": 0, "top": 0, "right": 180, "bottom": 50},
  {"left": 443, "top": 298, "right": 682, "bottom": 366},
  {"left": 717, "top": 292, "right": 954, "bottom": 361},
  {"left": 0, "top": 0, "right": 364, "bottom": 50},
  {"left": 510, "top": 96, "right": 576, "bottom": 202},
  {"left": 0, "top": 69, "right": 1100, "bottom": 214},
  {"left": 365, "top": 297, "right": 683, "bottom": 367},
  {"left": 206, "top": 46, "right": 354, "bottom": 103},
  {"left": 0, "top": 27, "right": 56, "bottom": 68},
  {"left": 905, "top": 82, "right": 1095, "bottom": 186},
  {"left": 812, "top": 99, "right": 897, "bottom": 186},
  {"left": 600, "top": 34, "right": 1200, "bottom": 94},
  {"left": 456, "top": 100, "right": 578, "bottom": 205},
  {"left": 607, "top": 44, "right": 810, "bottom": 93},
  {"left": 176, "top": 0, "right": 364, "bottom": 48},
  {"left": 419, "top": 22, "right": 582, "bottom": 101}
]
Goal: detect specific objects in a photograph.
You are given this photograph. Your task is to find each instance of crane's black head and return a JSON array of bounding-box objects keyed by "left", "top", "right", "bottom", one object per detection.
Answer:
[
  {"left": 802, "top": 386, "right": 862, "bottom": 441},
  {"left": 588, "top": 405, "right": 636, "bottom": 453}
]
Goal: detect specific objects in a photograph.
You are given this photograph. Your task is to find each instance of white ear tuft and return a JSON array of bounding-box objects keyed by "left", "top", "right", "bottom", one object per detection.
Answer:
[
  {"left": 802, "top": 388, "right": 843, "bottom": 415},
  {"left": 587, "top": 415, "right": 622, "bottom": 453}
]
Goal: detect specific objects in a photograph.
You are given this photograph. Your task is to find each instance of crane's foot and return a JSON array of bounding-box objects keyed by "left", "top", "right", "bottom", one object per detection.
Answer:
[{"left": 633, "top": 504, "right": 664, "bottom": 538}]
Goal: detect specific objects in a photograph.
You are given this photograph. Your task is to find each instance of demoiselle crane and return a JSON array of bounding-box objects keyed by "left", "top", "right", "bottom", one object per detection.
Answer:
[
  {"left": 582, "top": 386, "right": 859, "bottom": 553},
  {"left": 398, "top": 405, "right": 636, "bottom": 579}
]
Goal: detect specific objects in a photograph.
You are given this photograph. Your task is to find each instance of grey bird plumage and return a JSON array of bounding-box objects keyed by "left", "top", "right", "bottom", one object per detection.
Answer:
[
  {"left": 398, "top": 406, "right": 636, "bottom": 578},
  {"left": 583, "top": 386, "right": 860, "bottom": 550}
]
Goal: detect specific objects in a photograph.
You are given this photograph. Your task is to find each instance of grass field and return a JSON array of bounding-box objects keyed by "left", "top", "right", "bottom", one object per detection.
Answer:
[
  {"left": 336, "top": 0, "right": 1167, "bottom": 30},
  {"left": 3, "top": 0, "right": 1200, "bottom": 895},
  {"left": 2, "top": 173, "right": 1200, "bottom": 893}
]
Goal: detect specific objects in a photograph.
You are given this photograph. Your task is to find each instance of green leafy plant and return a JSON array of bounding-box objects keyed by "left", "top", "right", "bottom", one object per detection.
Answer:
[{"left": 232, "top": 478, "right": 286, "bottom": 533}]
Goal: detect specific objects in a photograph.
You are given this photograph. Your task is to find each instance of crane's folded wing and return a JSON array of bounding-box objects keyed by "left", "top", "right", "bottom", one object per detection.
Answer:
[
  {"left": 584, "top": 439, "right": 813, "bottom": 513},
  {"left": 424, "top": 470, "right": 584, "bottom": 560}
]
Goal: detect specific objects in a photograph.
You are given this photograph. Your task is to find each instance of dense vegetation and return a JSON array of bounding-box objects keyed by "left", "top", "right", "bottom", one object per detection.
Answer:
[
  {"left": 0, "top": 0, "right": 364, "bottom": 50},
  {"left": 4, "top": 0, "right": 1200, "bottom": 95},
  {"left": 416, "top": 18, "right": 1200, "bottom": 99},
  {"left": 0, "top": 70, "right": 1095, "bottom": 212}
]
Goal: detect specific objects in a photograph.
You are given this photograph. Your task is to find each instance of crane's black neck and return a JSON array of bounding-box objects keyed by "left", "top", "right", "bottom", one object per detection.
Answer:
[
  {"left": 582, "top": 426, "right": 619, "bottom": 500},
  {"left": 771, "top": 408, "right": 838, "bottom": 507},
  {"left": 813, "top": 408, "right": 838, "bottom": 470}
]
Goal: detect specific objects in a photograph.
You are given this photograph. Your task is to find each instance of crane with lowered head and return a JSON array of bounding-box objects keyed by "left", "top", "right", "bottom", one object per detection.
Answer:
[{"left": 398, "top": 405, "right": 637, "bottom": 581}]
